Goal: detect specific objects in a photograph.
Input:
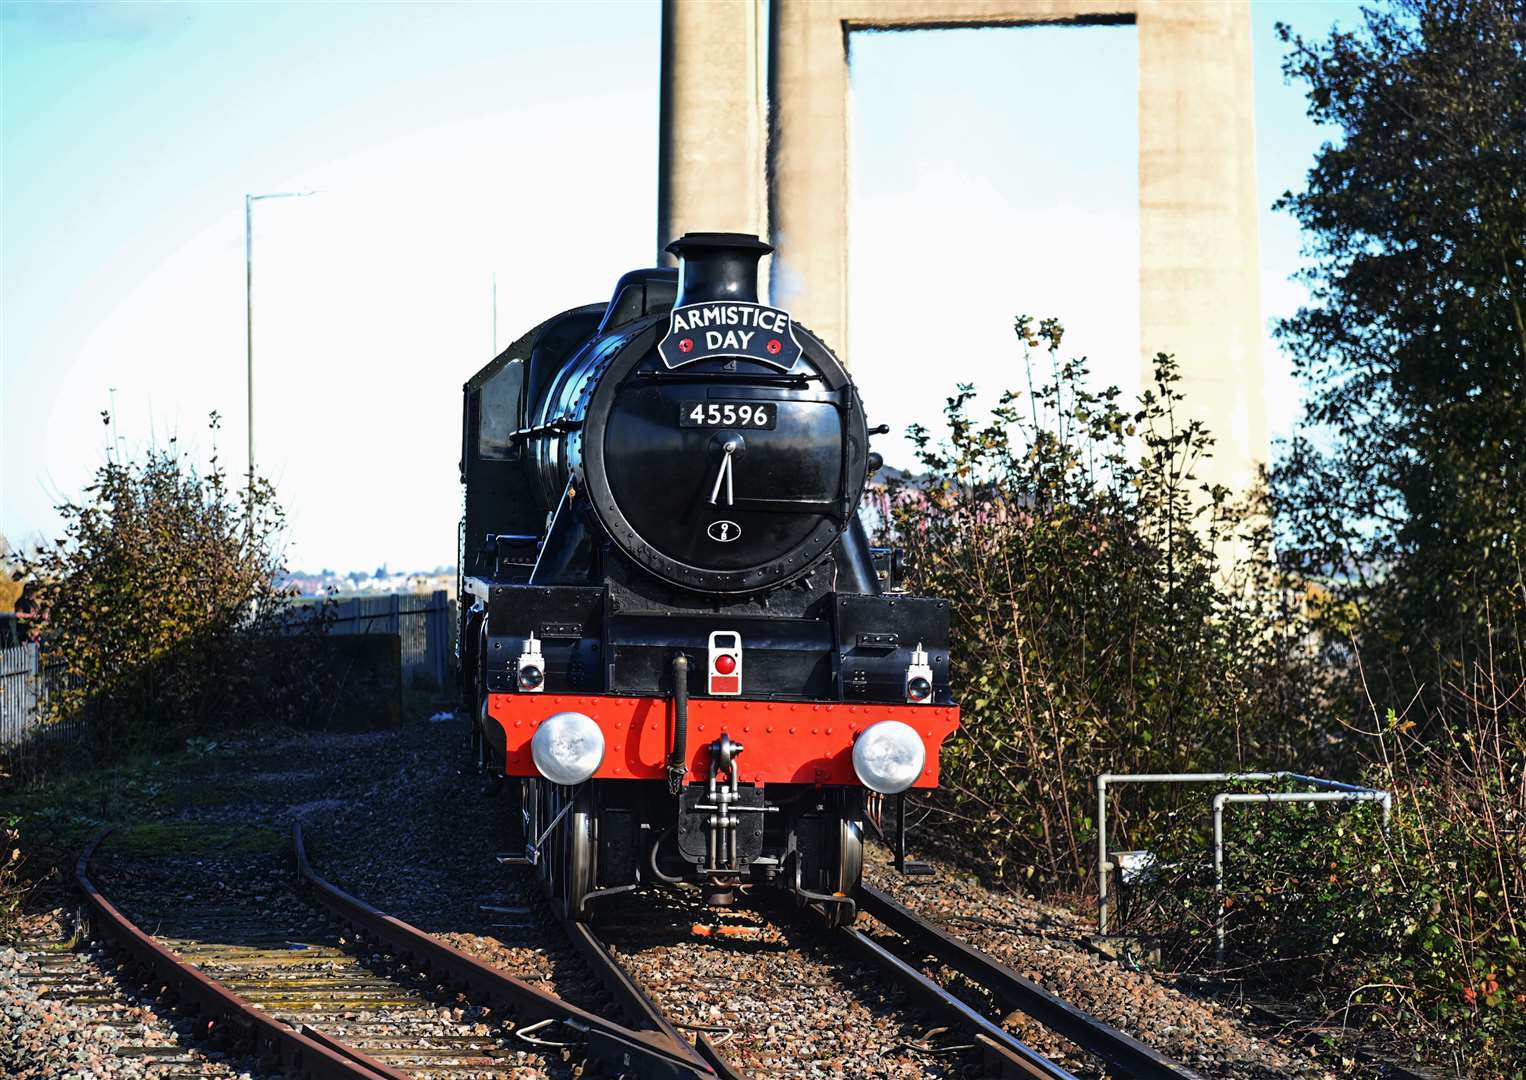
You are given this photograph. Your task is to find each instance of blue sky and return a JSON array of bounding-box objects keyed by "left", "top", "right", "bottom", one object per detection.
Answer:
[{"left": 2, "top": 1, "right": 1361, "bottom": 571}]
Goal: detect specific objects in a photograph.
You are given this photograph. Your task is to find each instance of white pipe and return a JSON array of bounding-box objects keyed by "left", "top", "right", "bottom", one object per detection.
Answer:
[
  {"left": 1213, "top": 789, "right": 1389, "bottom": 965},
  {"left": 1095, "top": 771, "right": 1390, "bottom": 942}
]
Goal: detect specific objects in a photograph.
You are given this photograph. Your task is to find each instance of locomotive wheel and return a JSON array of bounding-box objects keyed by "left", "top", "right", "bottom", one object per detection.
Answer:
[
  {"left": 794, "top": 793, "right": 864, "bottom": 928},
  {"left": 538, "top": 782, "right": 596, "bottom": 921},
  {"left": 822, "top": 811, "right": 864, "bottom": 929}
]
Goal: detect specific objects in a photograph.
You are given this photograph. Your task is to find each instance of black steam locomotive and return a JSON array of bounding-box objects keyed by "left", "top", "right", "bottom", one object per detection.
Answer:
[{"left": 458, "top": 233, "right": 958, "bottom": 923}]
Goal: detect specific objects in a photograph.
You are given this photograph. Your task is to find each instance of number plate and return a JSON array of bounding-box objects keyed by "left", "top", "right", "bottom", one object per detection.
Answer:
[{"left": 678, "top": 401, "right": 777, "bottom": 430}]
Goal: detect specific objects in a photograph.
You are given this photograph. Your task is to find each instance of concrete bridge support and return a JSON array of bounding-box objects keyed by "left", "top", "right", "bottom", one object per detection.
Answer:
[
  {"left": 657, "top": 0, "right": 767, "bottom": 255},
  {"left": 659, "top": 0, "right": 1265, "bottom": 495}
]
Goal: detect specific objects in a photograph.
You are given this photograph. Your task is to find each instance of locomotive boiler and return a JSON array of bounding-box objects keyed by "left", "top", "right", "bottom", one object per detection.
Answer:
[{"left": 458, "top": 233, "right": 958, "bottom": 923}]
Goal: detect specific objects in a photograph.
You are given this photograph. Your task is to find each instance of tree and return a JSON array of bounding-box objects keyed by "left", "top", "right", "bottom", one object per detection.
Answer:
[
  {"left": 0, "top": 537, "right": 22, "bottom": 615},
  {"left": 1271, "top": 0, "right": 1526, "bottom": 699}
]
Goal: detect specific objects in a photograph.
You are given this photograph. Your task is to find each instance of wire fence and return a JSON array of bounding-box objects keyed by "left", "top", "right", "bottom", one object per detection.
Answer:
[{"left": 2, "top": 591, "right": 454, "bottom": 778}]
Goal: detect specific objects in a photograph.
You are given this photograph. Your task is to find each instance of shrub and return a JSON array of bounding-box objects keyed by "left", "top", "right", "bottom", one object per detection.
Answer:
[
  {"left": 0, "top": 814, "right": 24, "bottom": 943},
  {"left": 17, "top": 414, "right": 316, "bottom": 757},
  {"left": 887, "top": 318, "right": 1323, "bottom": 890},
  {"left": 1150, "top": 654, "right": 1526, "bottom": 1075}
]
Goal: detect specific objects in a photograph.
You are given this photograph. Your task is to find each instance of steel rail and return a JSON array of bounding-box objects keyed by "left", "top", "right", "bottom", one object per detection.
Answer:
[
  {"left": 76, "top": 830, "right": 407, "bottom": 1080},
  {"left": 542, "top": 886, "right": 746, "bottom": 1079},
  {"left": 859, "top": 884, "right": 1203, "bottom": 1080},
  {"left": 555, "top": 912, "right": 744, "bottom": 1076},
  {"left": 291, "top": 823, "right": 717, "bottom": 1080},
  {"left": 838, "top": 925, "right": 1079, "bottom": 1079}
]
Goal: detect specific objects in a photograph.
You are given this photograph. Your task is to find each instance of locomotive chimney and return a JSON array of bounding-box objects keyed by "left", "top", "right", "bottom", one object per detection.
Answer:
[{"left": 666, "top": 232, "right": 772, "bottom": 307}]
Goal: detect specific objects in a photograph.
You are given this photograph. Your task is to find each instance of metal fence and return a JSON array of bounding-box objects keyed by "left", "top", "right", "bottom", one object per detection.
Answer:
[
  {"left": 1, "top": 642, "right": 81, "bottom": 768},
  {"left": 295, "top": 591, "right": 453, "bottom": 689}
]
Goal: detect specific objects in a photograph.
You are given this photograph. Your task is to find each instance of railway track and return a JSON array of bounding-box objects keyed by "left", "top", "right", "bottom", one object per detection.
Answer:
[
  {"left": 576, "top": 881, "right": 1200, "bottom": 1080},
  {"left": 292, "top": 824, "right": 728, "bottom": 1079},
  {"left": 853, "top": 884, "right": 1202, "bottom": 1080},
  {"left": 75, "top": 827, "right": 733, "bottom": 1079},
  {"left": 76, "top": 831, "right": 406, "bottom": 1080},
  {"left": 3, "top": 927, "right": 273, "bottom": 1080},
  {"left": 72, "top": 823, "right": 1200, "bottom": 1080},
  {"left": 544, "top": 900, "right": 743, "bottom": 1079}
]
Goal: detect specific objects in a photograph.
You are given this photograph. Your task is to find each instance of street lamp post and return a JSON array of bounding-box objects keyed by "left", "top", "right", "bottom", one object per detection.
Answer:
[{"left": 245, "top": 190, "right": 315, "bottom": 504}]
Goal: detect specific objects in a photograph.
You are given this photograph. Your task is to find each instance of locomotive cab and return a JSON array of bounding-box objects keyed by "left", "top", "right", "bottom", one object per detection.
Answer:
[{"left": 459, "top": 234, "right": 958, "bottom": 923}]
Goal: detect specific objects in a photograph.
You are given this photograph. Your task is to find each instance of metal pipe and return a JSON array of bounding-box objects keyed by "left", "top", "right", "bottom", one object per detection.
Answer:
[
  {"left": 244, "top": 194, "right": 253, "bottom": 503},
  {"left": 895, "top": 792, "right": 908, "bottom": 873},
  {"left": 1096, "top": 778, "right": 1109, "bottom": 934},
  {"left": 648, "top": 824, "right": 686, "bottom": 884},
  {"left": 1096, "top": 771, "right": 1391, "bottom": 937},
  {"left": 1212, "top": 797, "right": 1225, "bottom": 963},
  {"left": 243, "top": 189, "right": 316, "bottom": 511},
  {"left": 1212, "top": 789, "right": 1390, "bottom": 965},
  {"left": 668, "top": 653, "right": 689, "bottom": 794}
]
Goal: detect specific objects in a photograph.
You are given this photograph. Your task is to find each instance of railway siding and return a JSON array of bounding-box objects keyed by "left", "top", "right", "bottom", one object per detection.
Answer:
[{"left": 81, "top": 831, "right": 573, "bottom": 1079}]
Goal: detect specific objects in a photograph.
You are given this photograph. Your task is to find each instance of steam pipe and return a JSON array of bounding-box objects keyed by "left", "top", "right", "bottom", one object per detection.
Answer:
[
  {"left": 668, "top": 653, "right": 689, "bottom": 794},
  {"left": 834, "top": 514, "right": 882, "bottom": 595}
]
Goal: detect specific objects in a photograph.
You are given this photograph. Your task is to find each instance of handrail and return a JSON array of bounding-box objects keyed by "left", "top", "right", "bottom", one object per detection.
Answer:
[{"left": 1094, "top": 771, "right": 1391, "bottom": 964}]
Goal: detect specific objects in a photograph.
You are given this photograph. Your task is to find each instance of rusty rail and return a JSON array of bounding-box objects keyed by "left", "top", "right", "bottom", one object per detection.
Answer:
[
  {"left": 838, "top": 924, "right": 1081, "bottom": 1080},
  {"left": 292, "top": 822, "right": 718, "bottom": 1080},
  {"left": 76, "top": 830, "right": 406, "bottom": 1080},
  {"left": 550, "top": 898, "right": 747, "bottom": 1079},
  {"left": 859, "top": 883, "right": 1203, "bottom": 1080}
]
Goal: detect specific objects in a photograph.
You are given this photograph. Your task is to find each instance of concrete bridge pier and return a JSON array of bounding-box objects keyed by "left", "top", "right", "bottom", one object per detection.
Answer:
[{"left": 661, "top": 0, "right": 1266, "bottom": 497}]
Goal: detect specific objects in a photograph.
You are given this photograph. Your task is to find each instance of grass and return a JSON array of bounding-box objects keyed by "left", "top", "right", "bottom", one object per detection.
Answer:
[
  {"left": 109, "top": 820, "right": 284, "bottom": 856},
  {"left": 1, "top": 737, "right": 269, "bottom": 939}
]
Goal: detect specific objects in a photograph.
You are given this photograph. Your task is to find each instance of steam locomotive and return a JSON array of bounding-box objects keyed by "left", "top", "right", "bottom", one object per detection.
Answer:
[{"left": 458, "top": 233, "right": 958, "bottom": 924}]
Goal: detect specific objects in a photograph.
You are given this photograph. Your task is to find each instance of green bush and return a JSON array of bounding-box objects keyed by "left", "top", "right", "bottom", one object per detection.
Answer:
[
  {"left": 890, "top": 317, "right": 1523, "bottom": 1072},
  {"left": 1151, "top": 677, "right": 1526, "bottom": 1075},
  {"left": 888, "top": 319, "right": 1323, "bottom": 890},
  {"left": 16, "top": 414, "right": 320, "bottom": 758}
]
